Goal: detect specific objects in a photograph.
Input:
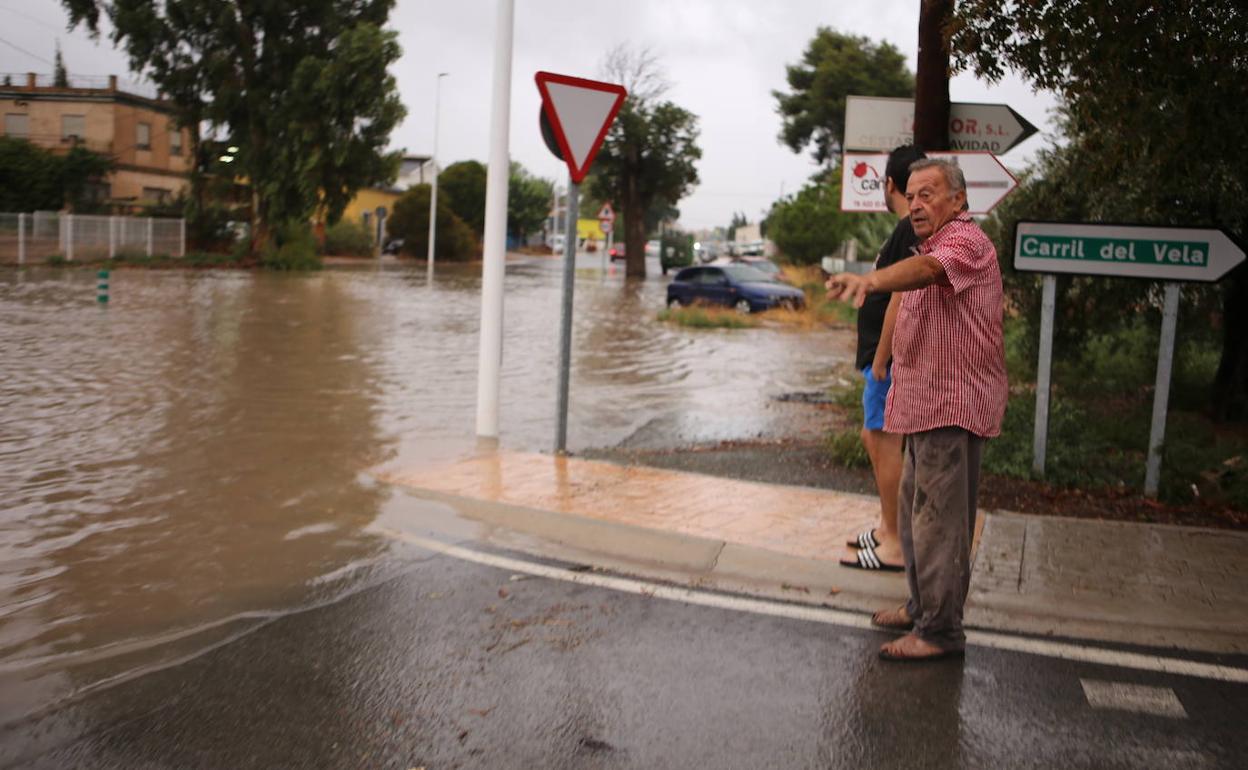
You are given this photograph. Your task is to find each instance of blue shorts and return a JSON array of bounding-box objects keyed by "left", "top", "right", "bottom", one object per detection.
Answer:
[{"left": 862, "top": 364, "right": 892, "bottom": 431}]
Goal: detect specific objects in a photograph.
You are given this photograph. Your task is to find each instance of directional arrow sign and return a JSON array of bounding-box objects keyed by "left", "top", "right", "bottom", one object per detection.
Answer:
[
  {"left": 845, "top": 95, "right": 1038, "bottom": 154},
  {"left": 841, "top": 151, "right": 1018, "bottom": 214},
  {"left": 1014, "top": 222, "right": 1247, "bottom": 282},
  {"left": 535, "top": 72, "right": 626, "bottom": 184}
]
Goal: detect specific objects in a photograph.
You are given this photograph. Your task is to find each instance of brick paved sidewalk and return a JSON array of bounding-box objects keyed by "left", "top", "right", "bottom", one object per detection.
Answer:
[{"left": 380, "top": 451, "right": 1248, "bottom": 654}]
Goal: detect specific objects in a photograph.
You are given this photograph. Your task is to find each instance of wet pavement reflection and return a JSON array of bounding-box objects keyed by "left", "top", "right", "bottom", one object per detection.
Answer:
[{"left": 0, "top": 256, "right": 852, "bottom": 721}]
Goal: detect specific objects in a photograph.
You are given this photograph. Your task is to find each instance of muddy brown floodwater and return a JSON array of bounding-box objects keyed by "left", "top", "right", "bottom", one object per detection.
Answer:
[{"left": 0, "top": 255, "right": 853, "bottom": 723}]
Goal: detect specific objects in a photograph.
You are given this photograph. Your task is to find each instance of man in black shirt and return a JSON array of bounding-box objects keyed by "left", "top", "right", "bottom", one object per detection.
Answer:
[{"left": 841, "top": 145, "right": 925, "bottom": 572}]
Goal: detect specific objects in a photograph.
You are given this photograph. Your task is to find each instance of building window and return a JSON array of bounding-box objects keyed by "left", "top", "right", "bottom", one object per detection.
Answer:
[
  {"left": 4, "top": 113, "right": 28, "bottom": 138},
  {"left": 84, "top": 181, "right": 111, "bottom": 203},
  {"left": 169, "top": 126, "right": 182, "bottom": 156},
  {"left": 61, "top": 114, "right": 86, "bottom": 141},
  {"left": 136, "top": 122, "right": 151, "bottom": 150},
  {"left": 142, "top": 186, "right": 172, "bottom": 204}
]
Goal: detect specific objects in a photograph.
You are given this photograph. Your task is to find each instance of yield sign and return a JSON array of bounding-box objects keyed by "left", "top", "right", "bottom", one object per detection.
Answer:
[
  {"left": 597, "top": 202, "right": 615, "bottom": 223},
  {"left": 536, "top": 71, "right": 626, "bottom": 184}
]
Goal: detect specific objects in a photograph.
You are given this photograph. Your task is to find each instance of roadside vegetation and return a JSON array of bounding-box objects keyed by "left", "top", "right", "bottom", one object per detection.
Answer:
[
  {"left": 657, "top": 305, "right": 758, "bottom": 330},
  {"left": 820, "top": 318, "right": 1247, "bottom": 513}
]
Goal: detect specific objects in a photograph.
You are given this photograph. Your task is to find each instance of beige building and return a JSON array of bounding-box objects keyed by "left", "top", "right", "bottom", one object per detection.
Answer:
[{"left": 0, "top": 73, "right": 192, "bottom": 209}]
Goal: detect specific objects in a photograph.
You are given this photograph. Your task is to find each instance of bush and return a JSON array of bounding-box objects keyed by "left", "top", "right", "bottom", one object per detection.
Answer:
[
  {"left": 186, "top": 250, "right": 240, "bottom": 267},
  {"left": 387, "top": 184, "right": 479, "bottom": 261},
  {"left": 825, "top": 428, "right": 870, "bottom": 469},
  {"left": 261, "top": 222, "right": 322, "bottom": 271},
  {"left": 323, "top": 220, "right": 374, "bottom": 257}
]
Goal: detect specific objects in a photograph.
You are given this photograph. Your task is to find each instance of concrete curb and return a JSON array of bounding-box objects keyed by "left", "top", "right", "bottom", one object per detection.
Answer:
[{"left": 378, "top": 484, "right": 1248, "bottom": 655}]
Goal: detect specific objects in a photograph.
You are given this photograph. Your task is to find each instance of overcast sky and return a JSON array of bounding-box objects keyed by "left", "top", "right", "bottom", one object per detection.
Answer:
[{"left": 2, "top": 0, "right": 1057, "bottom": 230}]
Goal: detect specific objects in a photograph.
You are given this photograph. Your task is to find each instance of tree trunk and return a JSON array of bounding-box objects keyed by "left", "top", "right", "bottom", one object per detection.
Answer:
[
  {"left": 1212, "top": 264, "right": 1248, "bottom": 421},
  {"left": 624, "top": 173, "right": 646, "bottom": 279},
  {"left": 914, "top": 0, "right": 953, "bottom": 152}
]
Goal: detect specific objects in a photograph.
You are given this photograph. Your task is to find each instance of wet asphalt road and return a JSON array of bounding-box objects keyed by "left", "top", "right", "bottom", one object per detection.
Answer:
[{"left": 2, "top": 540, "right": 1245, "bottom": 770}]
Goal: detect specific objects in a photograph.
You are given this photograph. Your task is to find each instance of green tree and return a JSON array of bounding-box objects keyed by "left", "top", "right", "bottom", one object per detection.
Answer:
[
  {"left": 508, "top": 162, "right": 553, "bottom": 240},
  {"left": 53, "top": 42, "right": 69, "bottom": 87},
  {"left": 387, "top": 184, "right": 478, "bottom": 262},
  {"left": 0, "top": 137, "right": 112, "bottom": 212},
  {"left": 766, "top": 170, "right": 893, "bottom": 265},
  {"left": 438, "top": 160, "right": 487, "bottom": 235},
  {"left": 587, "top": 46, "right": 701, "bottom": 278},
  {"left": 952, "top": 0, "right": 1248, "bottom": 419},
  {"left": 726, "top": 211, "right": 747, "bottom": 241},
  {"left": 773, "top": 28, "right": 914, "bottom": 165},
  {"left": 61, "top": 0, "right": 405, "bottom": 254}
]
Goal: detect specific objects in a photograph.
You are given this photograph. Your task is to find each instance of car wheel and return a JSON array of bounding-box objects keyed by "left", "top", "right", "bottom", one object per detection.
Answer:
[{"left": 734, "top": 298, "right": 752, "bottom": 315}]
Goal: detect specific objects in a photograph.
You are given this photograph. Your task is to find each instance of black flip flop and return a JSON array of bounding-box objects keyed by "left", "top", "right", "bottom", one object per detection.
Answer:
[
  {"left": 839, "top": 544, "right": 904, "bottom": 572},
  {"left": 846, "top": 528, "right": 879, "bottom": 550}
]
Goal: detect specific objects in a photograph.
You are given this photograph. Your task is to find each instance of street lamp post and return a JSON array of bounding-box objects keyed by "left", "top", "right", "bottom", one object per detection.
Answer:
[{"left": 427, "top": 72, "right": 449, "bottom": 277}]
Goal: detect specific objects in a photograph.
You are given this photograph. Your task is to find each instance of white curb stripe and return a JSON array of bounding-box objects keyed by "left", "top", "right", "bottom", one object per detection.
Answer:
[{"left": 379, "top": 528, "right": 1248, "bottom": 684}]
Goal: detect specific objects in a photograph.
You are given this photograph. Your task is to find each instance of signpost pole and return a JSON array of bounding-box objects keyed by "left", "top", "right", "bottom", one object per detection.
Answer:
[
  {"left": 555, "top": 176, "right": 579, "bottom": 453},
  {"left": 603, "top": 229, "right": 611, "bottom": 273},
  {"left": 1032, "top": 274, "right": 1057, "bottom": 476},
  {"left": 1144, "top": 282, "right": 1181, "bottom": 497}
]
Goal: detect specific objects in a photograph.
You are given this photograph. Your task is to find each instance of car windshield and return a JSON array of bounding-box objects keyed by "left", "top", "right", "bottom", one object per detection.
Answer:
[{"left": 721, "top": 264, "right": 776, "bottom": 283}]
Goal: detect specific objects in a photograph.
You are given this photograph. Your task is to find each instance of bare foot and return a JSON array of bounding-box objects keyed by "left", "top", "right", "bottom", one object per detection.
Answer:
[
  {"left": 879, "top": 633, "right": 963, "bottom": 662},
  {"left": 871, "top": 534, "right": 904, "bottom": 569},
  {"left": 870, "top": 604, "right": 913, "bottom": 630}
]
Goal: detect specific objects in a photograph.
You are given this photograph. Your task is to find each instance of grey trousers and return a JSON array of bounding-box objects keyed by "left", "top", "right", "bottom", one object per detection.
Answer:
[{"left": 900, "top": 426, "right": 985, "bottom": 651}]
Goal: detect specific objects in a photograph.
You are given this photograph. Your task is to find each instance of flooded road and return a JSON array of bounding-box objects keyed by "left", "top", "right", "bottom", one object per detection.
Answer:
[{"left": 0, "top": 255, "right": 853, "bottom": 722}]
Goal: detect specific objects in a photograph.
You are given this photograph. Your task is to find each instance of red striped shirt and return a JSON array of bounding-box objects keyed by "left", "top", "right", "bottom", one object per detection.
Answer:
[{"left": 884, "top": 213, "right": 1008, "bottom": 438}]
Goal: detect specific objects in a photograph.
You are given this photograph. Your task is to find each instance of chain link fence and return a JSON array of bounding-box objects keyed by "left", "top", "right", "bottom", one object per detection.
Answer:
[{"left": 0, "top": 213, "right": 185, "bottom": 264}]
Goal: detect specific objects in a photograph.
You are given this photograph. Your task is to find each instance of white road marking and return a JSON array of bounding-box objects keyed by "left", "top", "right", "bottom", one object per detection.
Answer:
[
  {"left": 379, "top": 528, "right": 1248, "bottom": 684},
  {"left": 1080, "top": 679, "right": 1188, "bottom": 718}
]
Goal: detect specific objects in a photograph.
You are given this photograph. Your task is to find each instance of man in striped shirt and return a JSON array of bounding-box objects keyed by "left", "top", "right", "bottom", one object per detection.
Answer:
[{"left": 825, "top": 158, "right": 1007, "bottom": 662}]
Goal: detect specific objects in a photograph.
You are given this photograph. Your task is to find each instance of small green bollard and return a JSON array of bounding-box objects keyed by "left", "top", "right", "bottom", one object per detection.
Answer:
[{"left": 97, "top": 269, "right": 109, "bottom": 304}]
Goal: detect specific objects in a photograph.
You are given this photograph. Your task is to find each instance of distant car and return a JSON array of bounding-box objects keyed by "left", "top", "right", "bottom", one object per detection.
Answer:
[
  {"left": 382, "top": 238, "right": 404, "bottom": 255},
  {"left": 737, "top": 257, "right": 782, "bottom": 280},
  {"left": 666, "top": 264, "right": 806, "bottom": 314},
  {"left": 548, "top": 234, "right": 566, "bottom": 253},
  {"left": 609, "top": 243, "right": 626, "bottom": 261},
  {"left": 645, "top": 239, "right": 660, "bottom": 258}
]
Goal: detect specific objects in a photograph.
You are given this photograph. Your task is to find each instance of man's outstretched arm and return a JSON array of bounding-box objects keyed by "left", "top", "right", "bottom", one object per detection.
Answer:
[{"left": 826, "top": 255, "right": 945, "bottom": 307}]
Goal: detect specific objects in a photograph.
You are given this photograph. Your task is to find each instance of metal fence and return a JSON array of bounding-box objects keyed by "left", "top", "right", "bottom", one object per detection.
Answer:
[{"left": 0, "top": 212, "right": 186, "bottom": 264}]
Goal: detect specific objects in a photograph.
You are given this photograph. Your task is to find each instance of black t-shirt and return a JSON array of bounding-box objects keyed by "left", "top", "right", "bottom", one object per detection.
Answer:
[{"left": 855, "top": 217, "right": 920, "bottom": 370}]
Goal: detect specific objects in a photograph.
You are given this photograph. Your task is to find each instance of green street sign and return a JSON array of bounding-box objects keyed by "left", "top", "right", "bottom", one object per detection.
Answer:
[{"left": 1013, "top": 221, "right": 1245, "bottom": 282}]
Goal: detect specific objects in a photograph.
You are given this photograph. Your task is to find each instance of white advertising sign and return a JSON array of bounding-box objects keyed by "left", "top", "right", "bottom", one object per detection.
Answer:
[{"left": 840, "top": 151, "right": 1018, "bottom": 215}]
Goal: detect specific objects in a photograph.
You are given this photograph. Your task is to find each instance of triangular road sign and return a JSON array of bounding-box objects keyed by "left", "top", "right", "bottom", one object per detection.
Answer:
[
  {"left": 598, "top": 202, "right": 615, "bottom": 222},
  {"left": 535, "top": 72, "right": 626, "bottom": 184}
]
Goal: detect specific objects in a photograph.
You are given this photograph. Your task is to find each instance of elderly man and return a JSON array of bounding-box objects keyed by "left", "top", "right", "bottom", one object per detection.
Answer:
[{"left": 826, "top": 158, "right": 1007, "bottom": 662}]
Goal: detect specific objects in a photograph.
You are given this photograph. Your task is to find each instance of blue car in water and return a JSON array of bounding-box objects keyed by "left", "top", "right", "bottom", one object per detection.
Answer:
[{"left": 666, "top": 263, "right": 806, "bottom": 314}]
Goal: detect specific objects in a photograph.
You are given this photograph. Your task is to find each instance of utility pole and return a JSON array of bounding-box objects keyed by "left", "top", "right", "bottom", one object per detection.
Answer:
[
  {"left": 914, "top": 0, "right": 953, "bottom": 151},
  {"left": 475, "top": 0, "right": 515, "bottom": 439}
]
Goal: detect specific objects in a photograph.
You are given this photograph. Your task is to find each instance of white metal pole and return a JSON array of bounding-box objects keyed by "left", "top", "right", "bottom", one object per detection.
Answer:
[
  {"left": 178, "top": 217, "right": 186, "bottom": 257},
  {"left": 66, "top": 214, "right": 74, "bottom": 261},
  {"left": 146, "top": 217, "right": 153, "bottom": 256},
  {"left": 17, "top": 213, "right": 25, "bottom": 265},
  {"left": 475, "top": 0, "right": 515, "bottom": 439},
  {"left": 427, "top": 72, "right": 448, "bottom": 277},
  {"left": 1032, "top": 274, "right": 1057, "bottom": 476},
  {"left": 1144, "top": 282, "right": 1181, "bottom": 497},
  {"left": 109, "top": 215, "right": 116, "bottom": 259}
]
